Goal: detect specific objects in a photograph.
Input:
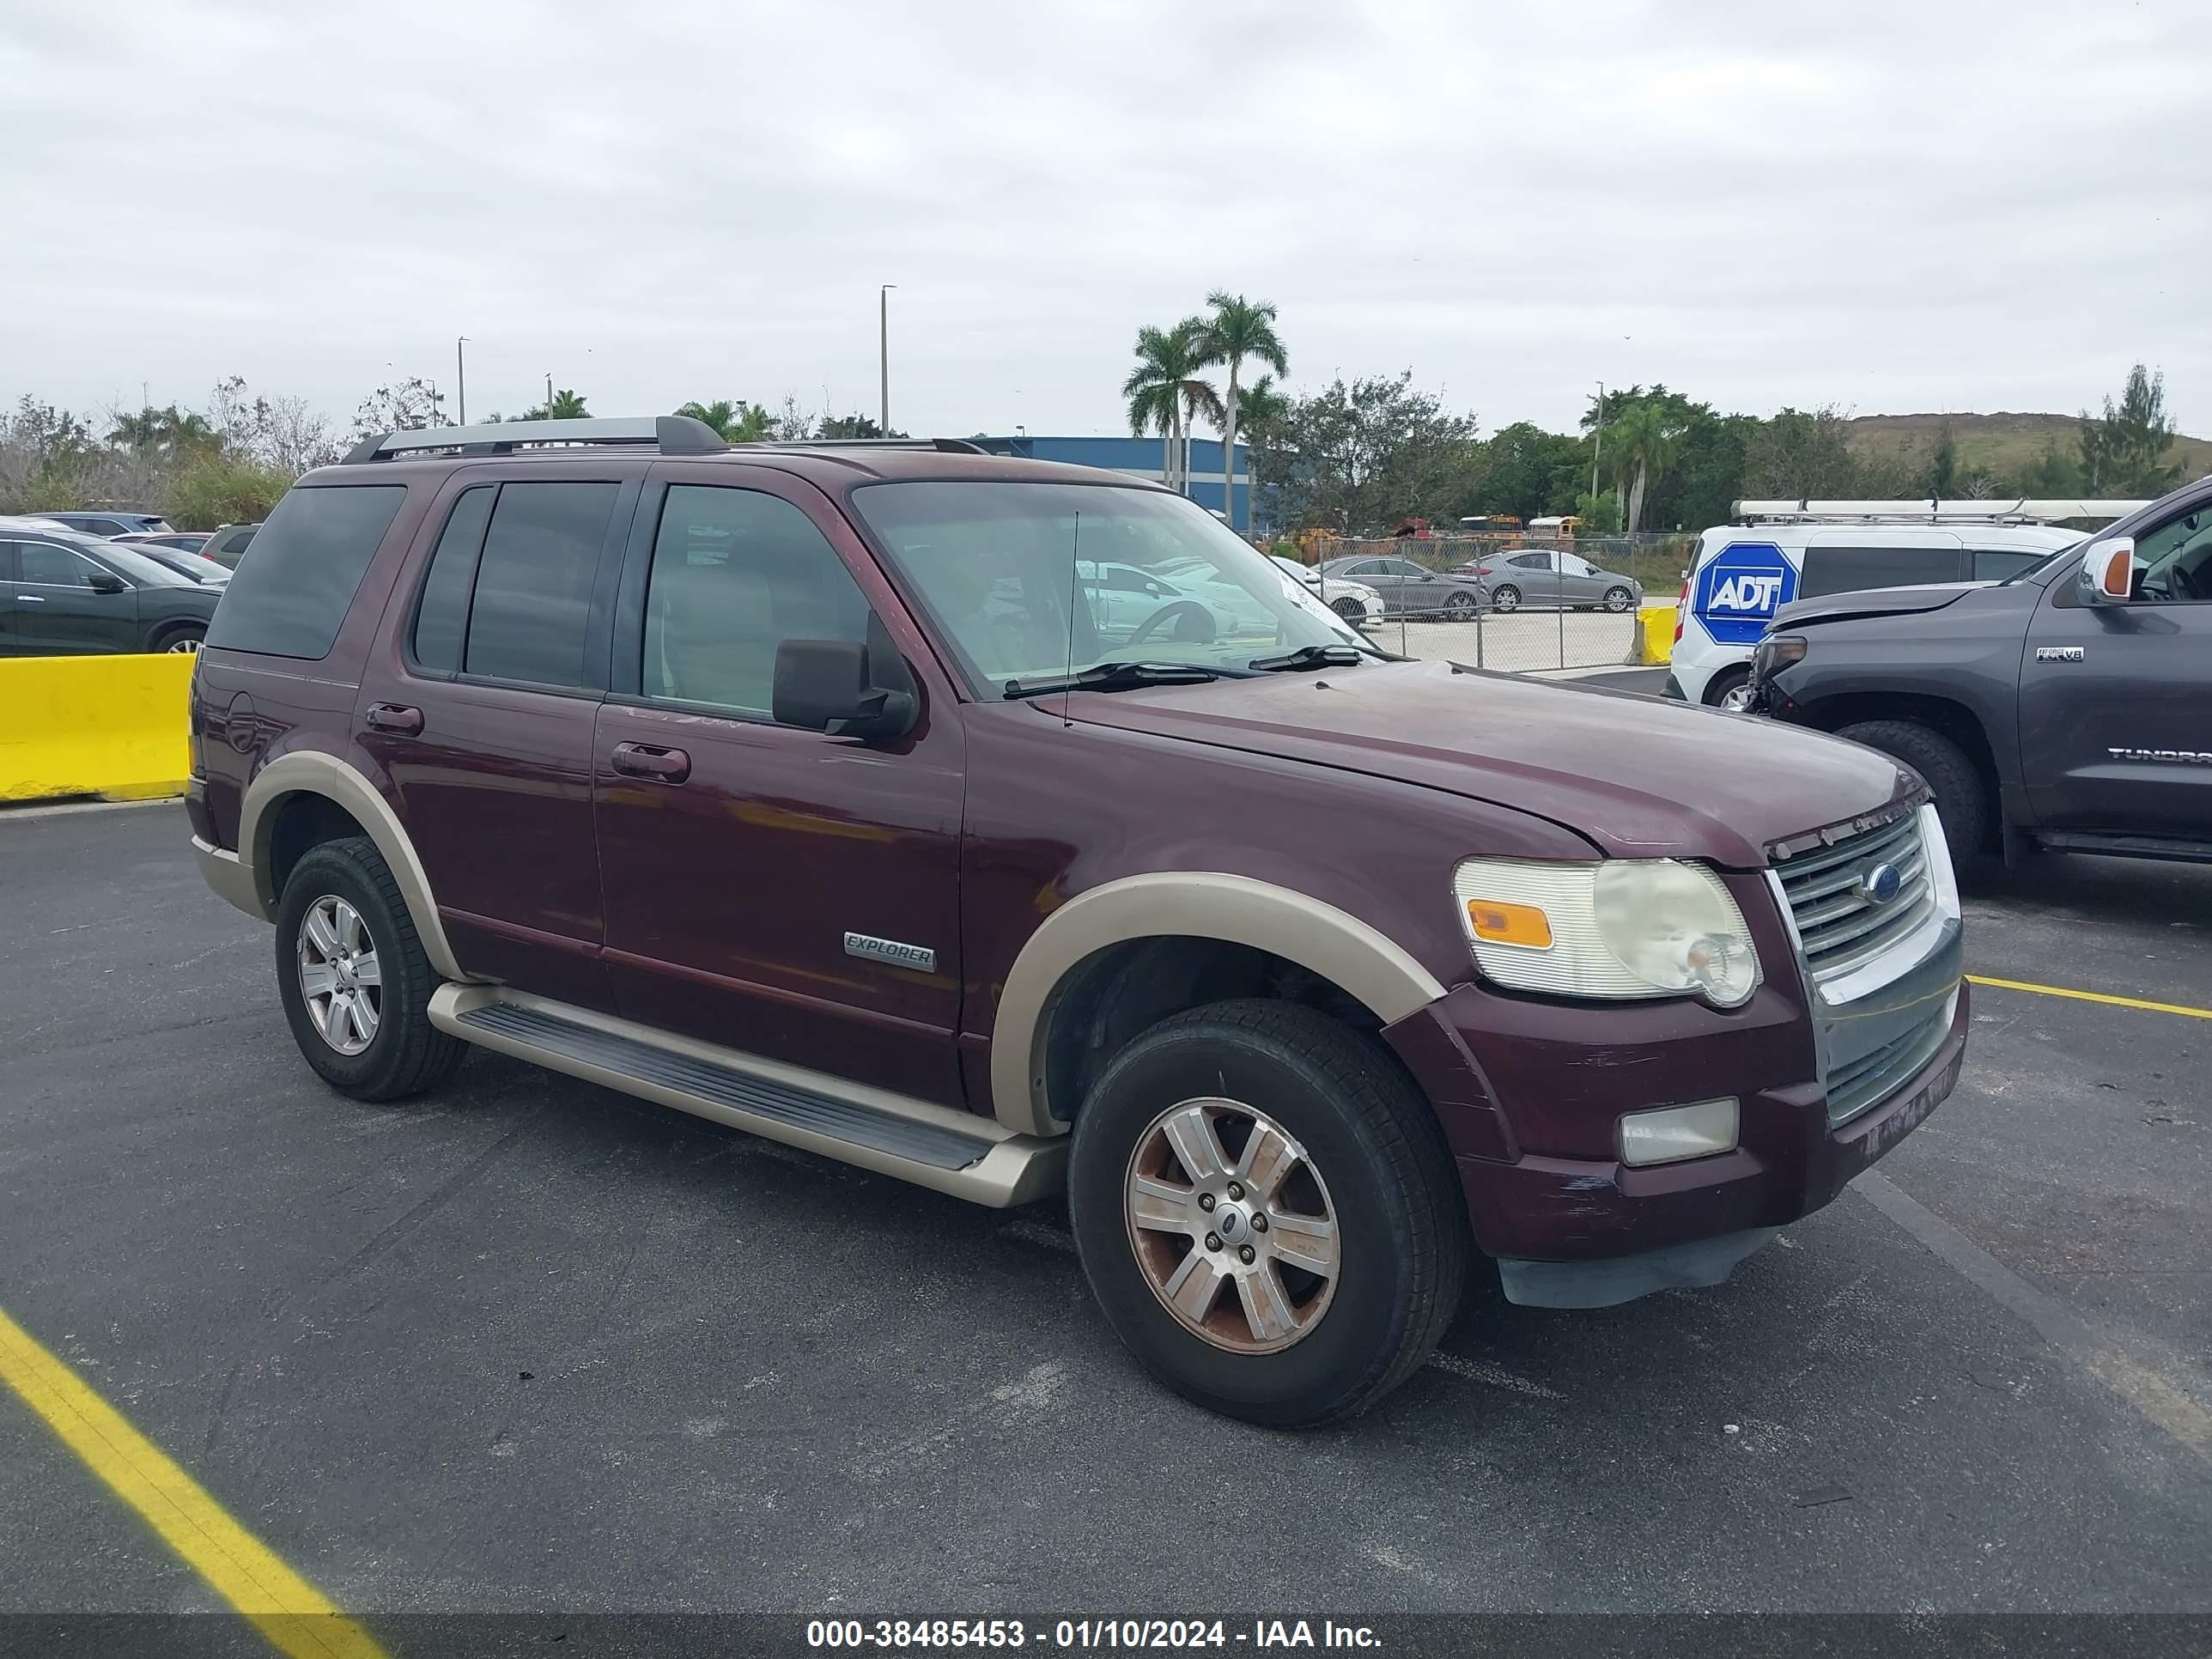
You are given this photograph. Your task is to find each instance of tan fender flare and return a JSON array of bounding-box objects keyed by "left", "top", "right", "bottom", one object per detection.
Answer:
[
  {"left": 989, "top": 872, "right": 1449, "bottom": 1137},
  {"left": 236, "top": 751, "right": 471, "bottom": 982}
]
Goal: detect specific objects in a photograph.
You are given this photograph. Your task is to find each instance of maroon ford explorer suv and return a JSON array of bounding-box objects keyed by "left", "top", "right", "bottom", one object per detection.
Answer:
[{"left": 187, "top": 416, "right": 1966, "bottom": 1425}]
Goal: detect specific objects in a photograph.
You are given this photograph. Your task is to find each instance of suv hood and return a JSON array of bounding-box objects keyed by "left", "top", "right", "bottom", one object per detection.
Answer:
[
  {"left": 1772, "top": 580, "right": 1983, "bottom": 630},
  {"left": 1067, "top": 659, "right": 1915, "bottom": 866}
]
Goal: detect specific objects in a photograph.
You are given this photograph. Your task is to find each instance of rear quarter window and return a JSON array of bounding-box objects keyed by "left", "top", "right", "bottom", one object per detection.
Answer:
[{"left": 204, "top": 485, "right": 406, "bottom": 659}]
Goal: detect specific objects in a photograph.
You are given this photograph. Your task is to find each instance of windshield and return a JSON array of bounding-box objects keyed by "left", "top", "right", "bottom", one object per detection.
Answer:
[
  {"left": 851, "top": 482, "right": 1372, "bottom": 690},
  {"left": 54, "top": 531, "right": 196, "bottom": 586}
]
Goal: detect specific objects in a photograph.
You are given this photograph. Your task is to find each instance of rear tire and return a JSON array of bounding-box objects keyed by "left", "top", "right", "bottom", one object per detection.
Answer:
[
  {"left": 1489, "top": 584, "right": 1521, "bottom": 612},
  {"left": 1837, "top": 720, "right": 1988, "bottom": 860},
  {"left": 1067, "top": 1000, "right": 1467, "bottom": 1428},
  {"left": 275, "top": 836, "right": 466, "bottom": 1101}
]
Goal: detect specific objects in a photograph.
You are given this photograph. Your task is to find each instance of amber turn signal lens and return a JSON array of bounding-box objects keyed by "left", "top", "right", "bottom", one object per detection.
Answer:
[{"left": 1465, "top": 898, "right": 1553, "bottom": 948}]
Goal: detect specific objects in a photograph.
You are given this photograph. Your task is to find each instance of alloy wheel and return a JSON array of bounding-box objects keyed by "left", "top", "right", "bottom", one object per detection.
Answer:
[
  {"left": 164, "top": 635, "right": 203, "bottom": 653},
  {"left": 297, "top": 895, "right": 381, "bottom": 1055},
  {"left": 1605, "top": 587, "right": 1632, "bottom": 612},
  {"left": 1123, "top": 1097, "right": 1340, "bottom": 1353}
]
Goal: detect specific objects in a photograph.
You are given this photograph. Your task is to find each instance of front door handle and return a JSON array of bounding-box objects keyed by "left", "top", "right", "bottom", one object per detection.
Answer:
[
  {"left": 611, "top": 741, "right": 691, "bottom": 783},
  {"left": 364, "top": 702, "right": 424, "bottom": 736}
]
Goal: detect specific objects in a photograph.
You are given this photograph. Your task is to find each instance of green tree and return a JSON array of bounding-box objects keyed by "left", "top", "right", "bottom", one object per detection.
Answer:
[
  {"left": 165, "top": 457, "right": 290, "bottom": 529},
  {"left": 1741, "top": 405, "right": 1861, "bottom": 498},
  {"left": 2078, "top": 364, "right": 2182, "bottom": 495},
  {"left": 2015, "top": 437, "right": 2081, "bottom": 496},
  {"left": 1603, "top": 399, "right": 1688, "bottom": 532},
  {"left": 1263, "top": 372, "right": 1476, "bottom": 533},
  {"left": 1927, "top": 425, "right": 1958, "bottom": 499},
  {"left": 815, "top": 413, "right": 908, "bottom": 439},
  {"left": 1193, "top": 291, "right": 1287, "bottom": 522},
  {"left": 1122, "top": 320, "right": 1218, "bottom": 495},
  {"left": 1463, "top": 421, "right": 1586, "bottom": 521},
  {"left": 676, "top": 400, "right": 777, "bottom": 442}
]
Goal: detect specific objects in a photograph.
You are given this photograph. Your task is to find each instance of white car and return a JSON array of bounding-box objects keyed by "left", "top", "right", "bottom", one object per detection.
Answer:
[
  {"left": 1268, "top": 555, "right": 1384, "bottom": 628},
  {"left": 1667, "top": 508, "right": 2089, "bottom": 709}
]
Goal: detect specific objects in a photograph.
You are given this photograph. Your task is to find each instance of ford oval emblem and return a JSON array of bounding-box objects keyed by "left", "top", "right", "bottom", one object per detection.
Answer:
[{"left": 1858, "top": 861, "right": 1904, "bottom": 905}]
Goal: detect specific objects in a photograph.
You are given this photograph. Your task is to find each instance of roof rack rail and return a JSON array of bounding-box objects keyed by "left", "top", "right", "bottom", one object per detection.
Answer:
[
  {"left": 1732, "top": 497, "right": 2148, "bottom": 525},
  {"left": 341, "top": 415, "right": 729, "bottom": 465},
  {"left": 743, "top": 437, "right": 988, "bottom": 455}
]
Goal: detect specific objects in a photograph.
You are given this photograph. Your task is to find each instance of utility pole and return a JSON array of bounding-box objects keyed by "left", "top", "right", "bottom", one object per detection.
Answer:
[
  {"left": 879, "top": 285, "right": 896, "bottom": 435},
  {"left": 456, "top": 337, "right": 470, "bottom": 426},
  {"left": 1590, "top": 380, "right": 1605, "bottom": 500}
]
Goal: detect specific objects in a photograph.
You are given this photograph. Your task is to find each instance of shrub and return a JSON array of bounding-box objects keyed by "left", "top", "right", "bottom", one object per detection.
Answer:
[{"left": 165, "top": 459, "right": 291, "bottom": 531}]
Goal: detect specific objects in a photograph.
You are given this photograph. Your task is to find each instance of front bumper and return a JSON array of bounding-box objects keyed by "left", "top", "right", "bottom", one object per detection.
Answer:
[{"left": 1382, "top": 878, "right": 1966, "bottom": 1305}]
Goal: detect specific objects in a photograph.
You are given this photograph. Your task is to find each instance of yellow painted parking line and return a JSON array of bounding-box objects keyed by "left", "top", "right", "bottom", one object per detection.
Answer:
[
  {"left": 0, "top": 1304, "right": 386, "bottom": 1659},
  {"left": 1968, "top": 974, "right": 2212, "bottom": 1022}
]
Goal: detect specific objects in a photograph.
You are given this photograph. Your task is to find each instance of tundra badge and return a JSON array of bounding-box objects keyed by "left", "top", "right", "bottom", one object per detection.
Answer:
[{"left": 844, "top": 932, "right": 937, "bottom": 972}]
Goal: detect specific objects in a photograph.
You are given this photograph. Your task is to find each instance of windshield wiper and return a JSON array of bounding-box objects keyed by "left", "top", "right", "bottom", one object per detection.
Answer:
[
  {"left": 1247, "top": 643, "right": 1371, "bottom": 672},
  {"left": 1003, "top": 660, "right": 1225, "bottom": 699}
]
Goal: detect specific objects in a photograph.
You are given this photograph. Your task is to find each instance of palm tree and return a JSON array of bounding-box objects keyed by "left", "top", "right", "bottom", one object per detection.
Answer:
[
  {"left": 1605, "top": 400, "right": 1686, "bottom": 533},
  {"left": 1194, "top": 291, "right": 1288, "bottom": 526},
  {"left": 1121, "top": 322, "right": 1218, "bottom": 495},
  {"left": 676, "top": 400, "right": 776, "bottom": 442},
  {"left": 544, "top": 389, "right": 589, "bottom": 420}
]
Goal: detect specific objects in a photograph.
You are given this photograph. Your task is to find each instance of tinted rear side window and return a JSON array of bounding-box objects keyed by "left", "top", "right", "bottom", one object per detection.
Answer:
[
  {"left": 1797, "top": 544, "right": 1966, "bottom": 599},
  {"left": 204, "top": 485, "right": 406, "bottom": 659},
  {"left": 463, "top": 482, "right": 618, "bottom": 688},
  {"left": 1972, "top": 548, "right": 2050, "bottom": 582},
  {"left": 410, "top": 486, "right": 496, "bottom": 674}
]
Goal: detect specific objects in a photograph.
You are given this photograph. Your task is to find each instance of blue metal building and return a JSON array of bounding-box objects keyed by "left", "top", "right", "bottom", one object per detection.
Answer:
[{"left": 969, "top": 434, "right": 1254, "bottom": 532}]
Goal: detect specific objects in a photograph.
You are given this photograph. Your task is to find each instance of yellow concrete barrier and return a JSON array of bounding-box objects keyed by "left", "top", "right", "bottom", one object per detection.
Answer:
[
  {"left": 1632, "top": 604, "right": 1678, "bottom": 666},
  {"left": 0, "top": 653, "right": 193, "bottom": 804}
]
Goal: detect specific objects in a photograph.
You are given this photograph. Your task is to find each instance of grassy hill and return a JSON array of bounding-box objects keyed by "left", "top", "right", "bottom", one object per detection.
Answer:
[{"left": 1844, "top": 411, "right": 2212, "bottom": 483}]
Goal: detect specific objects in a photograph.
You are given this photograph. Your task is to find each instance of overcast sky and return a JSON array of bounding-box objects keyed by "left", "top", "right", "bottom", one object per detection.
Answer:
[{"left": 4, "top": 0, "right": 2207, "bottom": 440}]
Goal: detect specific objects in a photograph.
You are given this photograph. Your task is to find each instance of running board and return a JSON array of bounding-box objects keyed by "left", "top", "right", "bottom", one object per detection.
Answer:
[
  {"left": 428, "top": 985, "right": 1065, "bottom": 1207},
  {"left": 2035, "top": 831, "right": 2212, "bottom": 866}
]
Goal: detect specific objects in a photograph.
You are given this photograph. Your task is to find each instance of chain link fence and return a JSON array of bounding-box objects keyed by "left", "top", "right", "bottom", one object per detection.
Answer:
[{"left": 1300, "top": 532, "right": 1693, "bottom": 673}]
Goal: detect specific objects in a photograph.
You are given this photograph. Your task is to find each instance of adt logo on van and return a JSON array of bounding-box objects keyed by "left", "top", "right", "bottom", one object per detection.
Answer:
[{"left": 1694, "top": 542, "right": 1796, "bottom": 645}]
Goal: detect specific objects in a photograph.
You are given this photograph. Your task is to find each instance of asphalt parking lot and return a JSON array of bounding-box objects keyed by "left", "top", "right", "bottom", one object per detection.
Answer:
[{"left": 1, "top": 795, "right": 2208, "bottom": 1634}]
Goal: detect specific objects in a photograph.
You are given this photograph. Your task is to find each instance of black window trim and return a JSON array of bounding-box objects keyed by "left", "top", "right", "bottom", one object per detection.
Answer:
[{"left": 396, "top": 473, "right": 637, "bottom": 699}]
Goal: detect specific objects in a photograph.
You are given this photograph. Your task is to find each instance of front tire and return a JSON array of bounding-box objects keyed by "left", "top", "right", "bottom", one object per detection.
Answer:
[
  {"left": 276, "top": 836, "right": 466, "bottom": 1101},
  {"left": 1836, "top": 720, "right": 1988, "bottom": 860},
  {"left": 1443, "top": 590, "right": 1477, "bottom": 615},
  {"left": 1067, "top": 1000, "right": 1467, "bottom": 1428},
  {"left": 1603, "top": 586, "right": 1634, "bottom": 612}
]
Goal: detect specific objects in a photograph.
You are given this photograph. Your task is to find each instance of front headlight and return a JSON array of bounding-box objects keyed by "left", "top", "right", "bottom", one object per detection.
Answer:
[{"left": 1454, "top": 858, "right": 1762, "bottom": 1007}]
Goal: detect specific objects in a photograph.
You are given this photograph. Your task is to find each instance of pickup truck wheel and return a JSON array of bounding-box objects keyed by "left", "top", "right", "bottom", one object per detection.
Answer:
[
  {"left": 276, "top": 836, "right": 466, "bottom": 1102},
  {"left": 1836, "top": 720, "right": 1987, "bottom": 859},
  {"left": 1067, "top": 1000, "right": 1466, "bottom": 1427}
]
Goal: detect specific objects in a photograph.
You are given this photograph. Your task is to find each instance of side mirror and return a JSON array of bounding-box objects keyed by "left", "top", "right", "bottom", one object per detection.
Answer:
[
  {"left": 88, "top": 569, "right": 129, "bottom": 594},
  {"left": 2078, "top": 537, "right": 2135, "bottom": 605},
  {"left": 772, "top": 639, "right": 916, "bottom": 743}
]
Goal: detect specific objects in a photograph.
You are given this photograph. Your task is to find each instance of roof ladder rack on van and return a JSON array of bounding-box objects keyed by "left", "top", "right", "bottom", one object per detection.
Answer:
[
  {"left": 343, "top": 415, "right": 733, "bottom": 464},
  {"left": 1731, "top": 497, "right": 2149, "bottom": 526}
]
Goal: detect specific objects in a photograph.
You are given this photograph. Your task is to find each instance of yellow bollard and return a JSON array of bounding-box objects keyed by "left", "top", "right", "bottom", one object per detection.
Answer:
[
  {"left": 1632, "top": 604, "right": 1678, "bottom": 667},
  {"left": 0, "top": 653, "right": 195, "bottom": 803}
]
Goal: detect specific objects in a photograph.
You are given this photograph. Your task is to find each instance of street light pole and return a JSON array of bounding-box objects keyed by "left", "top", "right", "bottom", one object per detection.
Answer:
[
  {"left": 456, "top": 337, "right": 469, "bottom": 426},
  {"left": 879, "top": 284, "right": 896, "bottom": 436}
]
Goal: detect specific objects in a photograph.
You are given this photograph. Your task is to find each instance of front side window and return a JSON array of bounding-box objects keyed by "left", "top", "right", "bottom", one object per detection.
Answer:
[
  {"left": 850, "top": 481, "right": 1363, "bottom": 690},
  {"left": 463, "top": 482, "right": 618, "bottom": 687},
  {"left": 15, "top": 542, "right": 100, "bottom": 587},
  {"left": 205, "top": 484, "right": 406, "bottom": 659},
  {"left": 2130, "top": 504, "right": 2212, "bottom": 603},
  {"left": 641, "top": 484, "right": 875, "bottom": 716}
]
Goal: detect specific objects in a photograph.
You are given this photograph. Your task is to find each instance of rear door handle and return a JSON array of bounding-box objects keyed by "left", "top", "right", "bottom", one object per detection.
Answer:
[
  {"left": 15, "top": 595, "right": 44, "bottom": 603},
  {"left": 611, "top": 741, "right": 690, "bottom": 783},
  {"left": 364, "top": 702, "right": 424, "bottom": 736}
]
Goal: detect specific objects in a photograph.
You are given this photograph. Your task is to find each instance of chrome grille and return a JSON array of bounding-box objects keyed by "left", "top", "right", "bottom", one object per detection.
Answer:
[
  {"left": 1826, "top": 992, "right": 1956, "bottom": 1127},
  {"left": 1773, "top": 811, "right": 1932, "bottom": 980}
]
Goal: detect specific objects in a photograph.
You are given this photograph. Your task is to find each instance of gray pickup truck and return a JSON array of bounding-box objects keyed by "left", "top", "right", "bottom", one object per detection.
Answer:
[{"left": 1749, "top": 475, "right": 2212, "bottom": 866}]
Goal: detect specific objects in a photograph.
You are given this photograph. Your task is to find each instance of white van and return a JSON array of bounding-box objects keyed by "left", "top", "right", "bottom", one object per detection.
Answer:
[{"left": 1663, "top": 502, "right": 2114, "bottom": 708}]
